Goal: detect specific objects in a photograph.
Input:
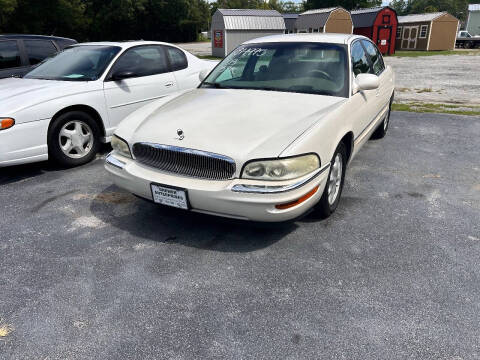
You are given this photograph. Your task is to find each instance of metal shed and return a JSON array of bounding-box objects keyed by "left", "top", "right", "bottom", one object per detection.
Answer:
[
  {"left": 466, "top": 4, "right": 480, "bottom": 36},
  {"left": 283, "top": 13, "right": 299, "bottom": 34},
  {"left": 211, "top": 9, "right": 286, "bottom": 58},
  {"left": 351, "top": 6, "right": 398, "bottom": 55},
  {"left": 396, "top": 12, "right": 459, "bottom": 51},
  {"left": 295, "top": 7, "right": 353, "bottom": 34}
]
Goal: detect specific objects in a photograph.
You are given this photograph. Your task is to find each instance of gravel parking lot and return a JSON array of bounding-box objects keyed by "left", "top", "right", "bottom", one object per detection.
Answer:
[{"left": 1, "top": 112, "right": 479, "bottom": 359}]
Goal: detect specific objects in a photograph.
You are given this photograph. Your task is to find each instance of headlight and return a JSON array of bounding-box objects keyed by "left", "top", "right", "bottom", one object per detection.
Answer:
[
  {"left": 0, "top": 117, "right": 15, "bottom": 131},
  {"left": 241, "top": 154, "right": 320, "bottom": 181},
  {"left": 111, "top": 135, "right": 132, "bottom": 158}
]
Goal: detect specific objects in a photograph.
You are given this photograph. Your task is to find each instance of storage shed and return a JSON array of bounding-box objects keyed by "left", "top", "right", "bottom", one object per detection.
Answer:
[
  {"left": 211, "top": 9, "right": 286, "bottom": 58},
  {"left": 295, "top": 7, "right": 353, "bottom": 34},
  {"left": 351, "top": 7, "right": 398, "bottom": 55},
  {"left": 396, "top": 12, "right": 459, "bottom": 51},
  {"left": 283, "top": 13, "right": 299, "bottom": 34},
  {"left": 466, "top": 4, "right": 480, "bottom": 36}
]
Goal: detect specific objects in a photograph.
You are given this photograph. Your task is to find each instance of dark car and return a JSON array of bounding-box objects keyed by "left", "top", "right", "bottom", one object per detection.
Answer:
[{"left": 0, "top": 34, "right": 77, "bottom": 79}]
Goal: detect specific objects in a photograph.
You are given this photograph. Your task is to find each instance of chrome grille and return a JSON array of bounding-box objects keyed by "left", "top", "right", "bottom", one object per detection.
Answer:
[{"left": 132, "top": 143, "right": 236, "bottom": 180}]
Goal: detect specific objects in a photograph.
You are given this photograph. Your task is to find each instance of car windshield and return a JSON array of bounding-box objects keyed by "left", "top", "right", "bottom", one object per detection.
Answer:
[
  {"left": 201, "top": 42, "right": 348, "bottom": 97},
  {"left": 24, "top": 45, "right": 121, "bottom": 81}
]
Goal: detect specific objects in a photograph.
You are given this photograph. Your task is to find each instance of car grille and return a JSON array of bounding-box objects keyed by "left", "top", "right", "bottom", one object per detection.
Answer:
[{"left": 132, "top": 143, "right": 236, "bottom": 180}]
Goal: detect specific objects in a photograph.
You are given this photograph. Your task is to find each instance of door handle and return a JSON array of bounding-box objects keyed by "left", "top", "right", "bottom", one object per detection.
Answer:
[{"left": 165, "top": 82, "right": 175, "bottom": 88}]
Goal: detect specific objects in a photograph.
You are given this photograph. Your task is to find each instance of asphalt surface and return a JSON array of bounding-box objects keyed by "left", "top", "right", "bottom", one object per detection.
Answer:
[{"left": 1, "top": 112, "right": 479, "bottom": 359}]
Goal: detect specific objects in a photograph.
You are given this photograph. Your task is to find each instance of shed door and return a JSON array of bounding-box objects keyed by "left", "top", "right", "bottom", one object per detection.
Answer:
[
  {"left": 401, "top": 26, "right": 418, "bottom": 49},
  {"left": 377, "top": 27, "right": 391, "bottom": 54}
]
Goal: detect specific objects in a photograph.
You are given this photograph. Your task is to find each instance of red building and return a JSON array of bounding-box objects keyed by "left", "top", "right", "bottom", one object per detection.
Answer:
[{"left": 351, "top": 7, "right": 398, "bottom": 55}]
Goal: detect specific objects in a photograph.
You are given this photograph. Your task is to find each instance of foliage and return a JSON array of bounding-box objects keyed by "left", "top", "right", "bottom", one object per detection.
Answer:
[
  {"left": 303, "top": 0, "right": 382, "bottom": 11},
  {"left": 390, "top": 0, "right": 470, "bottom": 20}
]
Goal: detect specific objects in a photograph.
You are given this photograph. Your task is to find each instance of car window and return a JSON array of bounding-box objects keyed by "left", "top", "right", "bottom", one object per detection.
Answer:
[
  {"left": 111, "top": 46, "right": 169, "bottom": 78},
  {"left": 202, "top": 42, "right": 349, "bottom": 98},
  {"left": 0, "top": 40, "right": 22, "bottom": 69},
  {"left": 24, "top": 40, "right": 58, "bottom": 65},
  {"left": 166, "top": 46, "right": 188, "bottom": 71},
  {"left": 351, "top": 41, "right": 370, "bottom": 76},
  {"left": 361, "top": 40, "right": 385, "bottom": 75}
]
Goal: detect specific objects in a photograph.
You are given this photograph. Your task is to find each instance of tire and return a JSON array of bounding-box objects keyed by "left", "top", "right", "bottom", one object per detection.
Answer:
[
  {"left": 465, "top": 41, "right": 474, "bottom": 49},
  {"left": 48, "top": 111, "right": 101, "bottom": 167},
  {"left": 316, "top": 142, "right": 347, "bottom": 218},
  {"left": 371, "top": 95, "right": 393, "bottom": 140}
]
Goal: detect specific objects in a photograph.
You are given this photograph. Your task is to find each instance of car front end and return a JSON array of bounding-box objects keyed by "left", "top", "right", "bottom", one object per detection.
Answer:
[{"left": 105, "top": 136, "right": 330, "bottom": 222}]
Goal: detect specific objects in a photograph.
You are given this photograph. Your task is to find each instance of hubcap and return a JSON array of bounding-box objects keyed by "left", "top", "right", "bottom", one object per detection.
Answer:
[
  {"left": 59, "top": 120, "right": 94, "bottom": 159},
  {"left": 327, "top": 153, "right": 343, "bottom": 205}
]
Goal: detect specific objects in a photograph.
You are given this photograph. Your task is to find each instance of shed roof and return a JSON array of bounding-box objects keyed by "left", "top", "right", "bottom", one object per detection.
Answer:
[
  {"left": 469, "top": 4, "right": 480, "bottom": 11},
  {"left": 296, "top": 7, "right": 343, "bottom": 30},
  {"left": 282, "top": 13, "right": 299, "bottom": 19},
  {"left": 398, "top": 12, "right": 446, "bottom": 23},
  {"left": 215, "top": 9, "right": 285, "bottom": 30},
  {"left": 351, "top": 7, "right": 384, "bottom": 27}
]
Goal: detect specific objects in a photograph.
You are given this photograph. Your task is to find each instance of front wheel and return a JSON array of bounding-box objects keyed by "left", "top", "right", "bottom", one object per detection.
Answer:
[
  {"left": 315, "top": 142, "right": 347, "bottom": 218},
  {"left": 48, "top": 111, "right": 101, "bottom": 167}
]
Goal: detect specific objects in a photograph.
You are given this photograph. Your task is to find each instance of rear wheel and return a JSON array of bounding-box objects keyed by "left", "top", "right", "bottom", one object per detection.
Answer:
[
  {"left": 316, "top": 142, "right": 347, "bottom": 218},
  {"left": 48, "top": 111, "right": 101, "bottom": 167},
  {"left": 371, "top": 95, "right": 393, "bottom": 140}
]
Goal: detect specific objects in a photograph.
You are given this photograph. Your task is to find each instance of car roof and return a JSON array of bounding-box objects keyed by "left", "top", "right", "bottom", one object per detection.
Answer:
[
  {"left": 73, "top": 40, "right": 182, "bottom": 50},
  {"left": 243, "top": 33, "right": 366, "bottom": 45},
  {"left": 0, "top": 34, "right": 76, "bottom": 42}
]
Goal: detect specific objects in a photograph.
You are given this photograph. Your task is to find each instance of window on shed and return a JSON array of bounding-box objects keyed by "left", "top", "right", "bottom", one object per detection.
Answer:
[
  {"left": 419, "top": 25, "right": 428, "bottom": 38},
  {"left": 24, "top": 40, "right": 58, "bottom": 65},
  {"left": 166, "top": 46, "right": 188, "bottom": 71},
  {"left": 383, "top": 15, "right": 391, "bottom": 24},
  {"left": 0, "top": 41, "right": 22, "bottom": 69},
  {"left": 396, "top": 26, "right": 402, "bottom": 39}
]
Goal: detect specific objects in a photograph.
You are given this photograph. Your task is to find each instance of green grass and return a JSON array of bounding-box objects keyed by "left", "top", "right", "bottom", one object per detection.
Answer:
[
  {"left": 392, "top": 102, "right": 480, "bottom": 116},
  {"left": 198, "top": 55, "right": 222, "bottom": 60},
  {"left": 392, "top": 50, "right": 479, "bottom": 57}
]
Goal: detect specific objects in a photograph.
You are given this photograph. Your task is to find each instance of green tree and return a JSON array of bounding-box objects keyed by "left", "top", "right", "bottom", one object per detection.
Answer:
[
  {"left": 0, "top": 0, "right": 17, "bottom": 31},
  {"left": 303, "top": 0, "right": 382, "bottom": 11}
]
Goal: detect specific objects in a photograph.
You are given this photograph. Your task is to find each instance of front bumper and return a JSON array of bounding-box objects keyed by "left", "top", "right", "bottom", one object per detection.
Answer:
[{"left": 105, "top": 153, "right": 330, "bottom": 222}]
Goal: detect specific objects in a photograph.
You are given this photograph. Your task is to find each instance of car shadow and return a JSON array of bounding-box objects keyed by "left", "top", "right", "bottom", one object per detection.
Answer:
[
  {"left": 89, "top": 185, "right": 298, "bottom": 253},
  {"left": 0, "top": 144, "right": 112, "bottom": 186}
]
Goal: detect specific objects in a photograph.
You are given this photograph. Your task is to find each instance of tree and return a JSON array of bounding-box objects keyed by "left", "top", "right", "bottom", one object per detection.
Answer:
[
  {"left": 303, "top": 0, "right": 382, "bottom": 11},
  {"left": 0, "top": 0, "right": 17, "bottom": 32}
]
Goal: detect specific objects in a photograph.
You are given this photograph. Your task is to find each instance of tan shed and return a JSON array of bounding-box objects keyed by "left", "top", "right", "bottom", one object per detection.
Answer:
[
  {"left": 396, "top": 12, "right": 459, "bottom": 51},
  {"left": 295, "top": 7, "right": 353, "bottom": 34}
]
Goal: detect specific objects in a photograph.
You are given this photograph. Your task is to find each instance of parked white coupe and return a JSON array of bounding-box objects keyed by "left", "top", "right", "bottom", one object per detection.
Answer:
[
  {"left": 106, "top": 34, "right": 395, "bottom": 222},
  {"left": 0, "top": 41, "right": 216, "bottom": 167}
]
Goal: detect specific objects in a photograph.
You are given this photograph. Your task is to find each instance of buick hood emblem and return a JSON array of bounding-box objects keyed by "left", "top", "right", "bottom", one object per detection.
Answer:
[{"left": 176, "top": 129, "right": 184, "bottom": 140}]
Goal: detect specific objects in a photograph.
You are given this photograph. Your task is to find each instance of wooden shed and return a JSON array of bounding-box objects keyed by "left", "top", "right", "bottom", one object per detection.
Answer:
[
  {"left": 295, "top": 7, "right": 353, "bottom": 34},
  {"left": 396, "top": 12, "right": 459, "bottom": 51},
  {"left": 351, "top": 7, "right": 398, "bottom": 55},
  {"left": 211, "top": 9, "right": 286, "bottom": 58}
]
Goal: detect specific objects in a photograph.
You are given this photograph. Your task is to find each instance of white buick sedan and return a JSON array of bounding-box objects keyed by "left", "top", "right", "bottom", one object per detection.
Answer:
[
  {"left": 0, "top": 41, "right": 216, "bottom": 167},
  {"left": 106, "top": 34, "right": 395, "bottom": 222}
]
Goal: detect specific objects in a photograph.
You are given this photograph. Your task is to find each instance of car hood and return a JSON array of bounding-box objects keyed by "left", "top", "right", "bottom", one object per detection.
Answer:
[
  {"left": 0, "top": 77, "right": 99, "bottom": 115},
  {"left": 125, "top": 88, "right": 346, "bottom": 164}
]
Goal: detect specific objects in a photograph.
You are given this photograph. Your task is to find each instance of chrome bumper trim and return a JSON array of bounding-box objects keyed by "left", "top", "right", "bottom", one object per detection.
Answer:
[
  {"left": 231, "top": 163, "right": 330, "bottom": 194},
  {"left": 106, "top": 153, "right": 126, "bottom": 169}
]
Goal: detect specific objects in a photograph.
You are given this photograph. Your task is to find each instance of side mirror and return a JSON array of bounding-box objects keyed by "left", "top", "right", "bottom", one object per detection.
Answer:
[
  {"left": 354, "top": 73, "right": 380, "bottom": 93},
  {"left": 199, "top": 68, "right": 210, "bottom": 82},
  {"left": 111, "top": 70, "right": 136, "bottom": 81}
]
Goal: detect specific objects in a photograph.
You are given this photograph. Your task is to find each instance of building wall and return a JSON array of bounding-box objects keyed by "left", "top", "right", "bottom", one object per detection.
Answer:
[
  {"left": 211, "top": 11, "right": 225, "bottom": 57},
  {"left": 466, "top": 11, "right": 480, "bottom": 36},
  {"left": 429, "top": 13, "right": 458, "bottom": 50},
  {"left": 395, "top": 21, "right": 430, "bottom": 50},
  {"left": 324, "top": 8, "right": 353, "bottom": 34}
]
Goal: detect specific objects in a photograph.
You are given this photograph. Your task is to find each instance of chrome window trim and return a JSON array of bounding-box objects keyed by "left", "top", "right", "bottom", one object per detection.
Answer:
[{"left": 231, "top": 163, "right": 330, "bottom": 194}]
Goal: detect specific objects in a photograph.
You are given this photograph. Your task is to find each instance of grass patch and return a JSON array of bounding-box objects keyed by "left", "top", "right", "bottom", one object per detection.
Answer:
[
  {"left": 416, "top": 88, "right": 433, "bottom": 93},
  {"left": 392, "top": 102, "right": 480, "bottom": 116},
  {"left": 198, "top": 55, "right": 222, "bottom": 60},
  {"left": 392, "top": 50, "right": 479, "bottom": 57}
]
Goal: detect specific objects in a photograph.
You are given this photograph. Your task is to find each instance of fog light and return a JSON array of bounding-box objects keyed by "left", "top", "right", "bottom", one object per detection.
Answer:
[
  {"left": 275, "top": 186, "right": 319, "bottom": 210},
  {"left": 0, "top": 118, "right": 15, "bottom": 130}
]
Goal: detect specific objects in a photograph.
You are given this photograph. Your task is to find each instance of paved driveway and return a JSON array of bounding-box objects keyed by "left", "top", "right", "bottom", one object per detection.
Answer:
[{"left": 1, "top": 112, "right": 479, "bottom": 359}]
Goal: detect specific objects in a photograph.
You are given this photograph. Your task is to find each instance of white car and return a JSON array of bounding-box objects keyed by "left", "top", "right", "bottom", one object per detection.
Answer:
[
  {"left": 0, "top": 41, "right": 217, "bottom": 167},
  {"left": 106, "top": 34, "right": 395, "bottom": 222}
]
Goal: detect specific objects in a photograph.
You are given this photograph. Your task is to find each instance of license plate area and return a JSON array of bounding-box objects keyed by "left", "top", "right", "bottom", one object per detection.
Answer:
[{"left": 150, "top": 183, "right": 190, "bottom": 210}]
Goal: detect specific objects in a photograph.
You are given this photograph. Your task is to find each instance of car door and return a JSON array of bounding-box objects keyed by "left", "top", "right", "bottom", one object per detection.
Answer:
[
  {"left": 0, "top": 40, "right": 29, "bottom": 79},
  {"left": 349, "top": 40, "right": 378, "bottom": 143},
  {"left": 164, "top": 46, "right": 198, "bottom": 90},
  {"left": 103, "top": 45, "right": 178, "bottom": 128},
  {"left": 361, "top": 40, "right": 391, "bottom": 110}
]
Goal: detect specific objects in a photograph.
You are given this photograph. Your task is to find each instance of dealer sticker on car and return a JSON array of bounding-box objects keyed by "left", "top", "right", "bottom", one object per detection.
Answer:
[{"left": 151, "top": 184, "right": 189, "bottom": 209}]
